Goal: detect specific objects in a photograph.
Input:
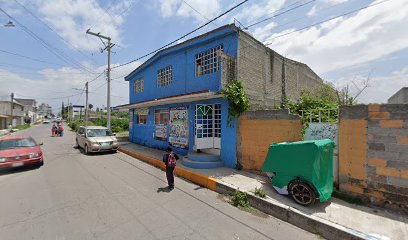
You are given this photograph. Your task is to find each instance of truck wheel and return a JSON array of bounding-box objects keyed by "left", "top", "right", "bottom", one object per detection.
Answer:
[{"left": 289, "top": 180, "right": 316, "bottom": 206}]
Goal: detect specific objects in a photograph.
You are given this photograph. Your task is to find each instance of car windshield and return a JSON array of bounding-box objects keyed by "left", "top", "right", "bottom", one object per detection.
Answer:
[
  {"left": 86, "top": 129, "right": 113, "bottom": 137},
  {"left": 0, "top": 138, "right": 37, "bottom": 150}
]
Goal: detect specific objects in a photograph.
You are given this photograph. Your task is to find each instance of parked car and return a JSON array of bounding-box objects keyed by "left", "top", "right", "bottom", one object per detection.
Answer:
[
  {"left": 0, "top": 135, "right": 44, "bottom": 170},
  {"left": 43, "top": 120, "right": 50, "bottom": 124},
  {"left": 76, "top": 126, "right": 118, "bottom": 154}
]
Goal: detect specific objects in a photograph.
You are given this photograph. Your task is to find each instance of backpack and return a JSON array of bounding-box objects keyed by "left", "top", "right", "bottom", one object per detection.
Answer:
[{"left": 167, "top": 152, "right": 177, "bottom": 167}]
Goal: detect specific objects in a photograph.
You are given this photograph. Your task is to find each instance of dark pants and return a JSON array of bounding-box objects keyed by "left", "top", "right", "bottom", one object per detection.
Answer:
[{"left": 166, "top": 166, "right": 175, "bottom": 187}]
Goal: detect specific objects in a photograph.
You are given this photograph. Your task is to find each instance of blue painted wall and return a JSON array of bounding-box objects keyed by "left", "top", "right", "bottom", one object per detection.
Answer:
[
  {"left": 130, "top": 98, "right": 237, "bottom": 168},
  {"left": 127, "top": 26, "right": 238, "bottom": 103},
  {"left": 126, "top": 26, "right": 239, "bottom": 168}
]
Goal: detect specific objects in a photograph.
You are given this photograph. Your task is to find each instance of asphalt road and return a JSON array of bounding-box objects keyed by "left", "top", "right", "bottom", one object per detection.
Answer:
[{"left": 0, "top": 124, "right": 321, "bottom": 240}]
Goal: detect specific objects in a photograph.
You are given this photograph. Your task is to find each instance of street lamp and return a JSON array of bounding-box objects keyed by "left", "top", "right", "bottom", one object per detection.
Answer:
[{"left": 3, "top": 21, "right": 15, "bottom": 27}]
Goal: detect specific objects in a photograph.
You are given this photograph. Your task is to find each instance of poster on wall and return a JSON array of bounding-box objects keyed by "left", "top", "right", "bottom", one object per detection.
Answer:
[
  {"left": 169, "top": 107, "right": 189, "bottom": 149},
  {"left": 155, "top": 125, "right": 167, "bottom": 139},
  {"left": 129, "top": 110, "right": 134, "bottom": 129}
]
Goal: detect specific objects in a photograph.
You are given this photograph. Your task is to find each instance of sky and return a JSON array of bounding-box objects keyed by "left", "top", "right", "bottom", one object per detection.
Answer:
[{"left": 0, "top": 0, "right": 407, "bottom": 114}]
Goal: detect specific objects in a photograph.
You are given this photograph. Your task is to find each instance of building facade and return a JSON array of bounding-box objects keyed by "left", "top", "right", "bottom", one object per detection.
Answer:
[
  {"left": 388, "top": 87, "right": 408, "bottom": 104},
  {"left": 15, "top": 98, "right": 39, "bottom": 123},
  {"left": 37, "top": 103, "right": 52, "bottom": 118},
  {"left": 121, "top": 24, "right": 324, "bottom": 168},
  {"left": 0, "top": 100, "right": 25, "bottom": 129}
]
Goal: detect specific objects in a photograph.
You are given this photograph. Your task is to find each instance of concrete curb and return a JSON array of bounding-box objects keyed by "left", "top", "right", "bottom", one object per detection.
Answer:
[{"left": 118, "top": 146, "right": 373, "bottom": 240}]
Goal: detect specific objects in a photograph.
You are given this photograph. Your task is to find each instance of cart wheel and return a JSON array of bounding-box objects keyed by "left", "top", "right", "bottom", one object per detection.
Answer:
[{"left": 289, "top": 180, "right": 316, "bottom": 206}]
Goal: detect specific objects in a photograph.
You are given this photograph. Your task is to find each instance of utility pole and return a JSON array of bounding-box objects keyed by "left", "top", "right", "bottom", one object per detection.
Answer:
[
  {"left": 67, "top": 97, "right": 70, "bottom": 123},
  {"left": 10, "top": 92, "right": 14, "bottom": 127},
  {"left": 85, "top": 81, "right": 89, "bottom": 125},
  {"left": 86, "top": 29, "right": 115, "bottom": 130}
]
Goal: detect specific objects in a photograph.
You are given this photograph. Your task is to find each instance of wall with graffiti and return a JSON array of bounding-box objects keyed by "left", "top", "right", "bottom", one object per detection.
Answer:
[{"left": 169, "top": 107, "right": 189, "bottom": 149}]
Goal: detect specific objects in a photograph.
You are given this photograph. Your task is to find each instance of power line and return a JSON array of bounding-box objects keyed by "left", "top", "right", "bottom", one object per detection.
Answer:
[
  {"left": 245, "top": 0, "right": 315, "bottom": 29},
  {"left": 0, "top": 8, "right": 95, "bottom": 74},
  {"left": 182, "top": 0, "right": 218, "bottom": 26},
  {"left": 264, "top": 0, "right": 392, "bottom": 44},
  {"left": 112, "top": 0, "right": 249, "bottom": 70},
  {"left": 13, "top": 0, "right": 98, "bottom": 65},
  {"left": 0, "top": 49, "right": 66, "bottom": 67}
]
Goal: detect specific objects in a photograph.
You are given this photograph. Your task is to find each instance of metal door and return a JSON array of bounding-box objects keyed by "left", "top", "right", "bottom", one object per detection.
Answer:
[{"left": 195, "top": 104, "right": 221, "bottom": 149}]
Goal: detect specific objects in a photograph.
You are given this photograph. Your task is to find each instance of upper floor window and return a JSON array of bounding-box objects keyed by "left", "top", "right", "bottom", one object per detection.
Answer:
[
  {"left": 134, "top": 78, "right": 144, "bottom": 94},
  {"left": 195, "top": 45, "right": 223, "bottom": 76},
  {"left": 157, "top": 66, "right": 172, "bottom": 87}
]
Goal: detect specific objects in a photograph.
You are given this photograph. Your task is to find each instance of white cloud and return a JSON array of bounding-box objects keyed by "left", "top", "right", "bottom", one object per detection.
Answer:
[
  {"left": 19, "top": 0, "right": 133, "bottom": 52},
  {"left": 0, "top": 60, "right": 141, "bottom": 112},
  {"left": 157, "top": 0, "right": 221, "bottom": 22},
  {"left": 258, "top": 0, "right": 408, "bottom": 74},
  {"left": 333, "top": 66, "right": 408, "bottom": 104}
]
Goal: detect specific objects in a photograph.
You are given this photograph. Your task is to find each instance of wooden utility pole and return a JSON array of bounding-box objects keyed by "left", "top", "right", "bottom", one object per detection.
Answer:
[{"left": 86, "top": 29, "right": 115, "bottom": 130}]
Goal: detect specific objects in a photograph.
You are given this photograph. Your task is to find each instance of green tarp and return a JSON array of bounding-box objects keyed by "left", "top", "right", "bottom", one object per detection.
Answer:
[{"left": 262, "top": 139, "right": 335, "bottom": 202}]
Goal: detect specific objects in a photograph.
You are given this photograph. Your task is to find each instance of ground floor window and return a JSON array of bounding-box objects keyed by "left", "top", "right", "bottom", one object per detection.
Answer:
[
  {"left": 155, "top": 109, "right": 169, "bottom": 125},
  {"left": 136, "top": 114, "right": 147, "bottom": 124},
  {"left": 135, "top": 108, "right": 149, "bottom": 125}
]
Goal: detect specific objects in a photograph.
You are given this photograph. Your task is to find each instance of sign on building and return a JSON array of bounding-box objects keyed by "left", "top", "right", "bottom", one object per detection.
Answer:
[{"left": 169, "top": 107, "right": 188, "bottom": 148}]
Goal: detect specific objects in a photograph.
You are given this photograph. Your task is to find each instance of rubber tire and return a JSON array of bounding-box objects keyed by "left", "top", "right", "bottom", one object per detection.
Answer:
[
  {"left": 289, "top": 180, "right": 316, "bottom": 206},
  {"left": 84, "top": 144, "right": 90, "bottom": 155},
  {"left": 75, "top": 139, "right": 80, "bottom": 149}
]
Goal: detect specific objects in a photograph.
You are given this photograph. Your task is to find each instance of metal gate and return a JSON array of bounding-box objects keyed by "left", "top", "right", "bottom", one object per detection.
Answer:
[{"left": 195, "top": 104, "right": 221, "bottom": 149}]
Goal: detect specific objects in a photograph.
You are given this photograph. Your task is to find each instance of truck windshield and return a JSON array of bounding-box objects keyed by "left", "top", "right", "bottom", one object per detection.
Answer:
[
  {"left": 0, "top": 138, "right": 37, "bottom": 150},
  {"left": 86, "top": 129, "right": 113, "bottom": 137}
]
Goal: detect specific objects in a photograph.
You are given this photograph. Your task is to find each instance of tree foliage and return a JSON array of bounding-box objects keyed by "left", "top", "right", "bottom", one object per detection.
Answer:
[{"left": 222, "top": 80, "right": 250, "bottom": 126}]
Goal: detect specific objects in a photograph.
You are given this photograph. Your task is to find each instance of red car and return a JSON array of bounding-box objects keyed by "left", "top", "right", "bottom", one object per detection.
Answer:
[{"left": 0, "top": 135, "right": 43, "bottom": 169}]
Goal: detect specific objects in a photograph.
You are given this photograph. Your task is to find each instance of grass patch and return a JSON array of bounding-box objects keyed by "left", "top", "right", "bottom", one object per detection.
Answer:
[
  {"left": 15, "top": 124, "right": 31, "bottom": 130},
  {"left": 252, "top": 187, "right": 267, "bottom": 198},
  {"left": 116, "top": 131, "right": 129, "bottom": 137},
  {"left": 230, "top": 189, "right": 250, "bottom": 208}
]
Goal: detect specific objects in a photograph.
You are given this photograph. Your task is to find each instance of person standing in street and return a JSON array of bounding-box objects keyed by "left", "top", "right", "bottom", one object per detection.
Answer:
[{"left": 163, "top": 147, "right": 179, "bottom": 190}]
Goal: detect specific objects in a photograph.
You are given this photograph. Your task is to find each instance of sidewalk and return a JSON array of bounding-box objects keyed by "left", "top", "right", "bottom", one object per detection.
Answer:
[{"left": 118, "top": 142, "right": 408, "bottom": 240}]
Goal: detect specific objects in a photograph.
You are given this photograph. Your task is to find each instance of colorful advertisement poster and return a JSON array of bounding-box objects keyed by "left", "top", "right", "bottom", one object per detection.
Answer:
[
  {"left": 155, "top": 125, "right": 167, "bottom": 139},
  {"left": 169, "top": 107, "right": 189, "bottom": 148}
]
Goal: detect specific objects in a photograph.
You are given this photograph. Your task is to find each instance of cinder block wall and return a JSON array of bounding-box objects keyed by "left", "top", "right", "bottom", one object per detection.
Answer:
[
  {"left": 339, "top": 104, "right": 408, "bottom": 212},
  {"left": 237, "top": 31, "right": 323, "bottom": 110},
  {"left": 237, "top": 110, "right": 302, "bottom": 171}
]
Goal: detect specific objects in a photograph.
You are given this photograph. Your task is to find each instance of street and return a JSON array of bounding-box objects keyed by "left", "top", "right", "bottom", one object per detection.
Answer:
[{"left": 0, "top": 124, "right": 320, "bottom": 240}]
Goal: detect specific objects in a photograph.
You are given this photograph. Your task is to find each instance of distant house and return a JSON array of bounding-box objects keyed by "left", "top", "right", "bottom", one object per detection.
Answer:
[
  {"left": 118, "top": 24, "right": 324, "bottom": 168},
  {"left": 0, "top": 100, "right": 25, "bottom": 129},
  {"left": 15, "top": 98, "right": 39, "bottom": 123},
  {"left": 388, "top": 87, "right": 408, "bottom": 104},
  {"left": 37, "top": 103, "right": 52, "bottom": 118}
]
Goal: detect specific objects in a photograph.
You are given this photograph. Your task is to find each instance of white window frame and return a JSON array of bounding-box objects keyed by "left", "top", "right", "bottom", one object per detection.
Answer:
[
  {"left": 134, "top": 78, "right": 144, "bottom": 94},
  {"left": 157, "top": 65, "right": 172, "bottom": 87},
  {"left": 195, "top": 45, "right": 223, "bottom": 77}
]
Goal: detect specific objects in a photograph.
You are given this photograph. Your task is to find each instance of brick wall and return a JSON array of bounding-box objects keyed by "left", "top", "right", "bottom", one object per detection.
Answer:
[
  {"left": 237, "top": 110, "right": 302, "bottom": 171},
  {"left": 237, "top": 30, "right": 323, "bottom": 110},
  {"left": 339, "top": 104, "right": 408, "bottom": 212}
]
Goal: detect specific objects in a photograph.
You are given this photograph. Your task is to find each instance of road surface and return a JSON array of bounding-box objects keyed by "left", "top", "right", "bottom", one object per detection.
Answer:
[{"left": 0, "top": 124, "right": 321, "bottom": 240}]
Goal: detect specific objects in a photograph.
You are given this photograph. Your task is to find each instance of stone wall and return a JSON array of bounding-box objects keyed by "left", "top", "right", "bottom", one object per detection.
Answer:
[
  {"left": 339, "top": 104, "right": 408, "bottom": 212},
  {"left": 237, "top": 30, "right": 323, "bottom": 110},
  {"left": 236, "top": 110, "right": 302, "bottom": 171}
]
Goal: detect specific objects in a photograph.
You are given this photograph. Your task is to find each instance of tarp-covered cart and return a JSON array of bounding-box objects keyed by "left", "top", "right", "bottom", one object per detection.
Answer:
[{"left": 262, "top": 139, "right": 335, "bottom": 206}]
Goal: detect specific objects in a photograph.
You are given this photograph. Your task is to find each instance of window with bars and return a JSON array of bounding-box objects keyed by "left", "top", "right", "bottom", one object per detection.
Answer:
[
  {"left": 157, "top": 66, "right": 172, "bottom": 87},
  {"left": 154, "top": 109, "right": 169, "bottom": 125},
  {"left": 195, "top": 45, "right": 223, "bottom": 76},
  {"left": 134, "top": 78, "right": 144, "bottom": 94}
]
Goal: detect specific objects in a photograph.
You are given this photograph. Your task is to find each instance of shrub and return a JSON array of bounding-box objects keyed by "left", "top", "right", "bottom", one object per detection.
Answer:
[
  {"left": 253, "top": 187, "right": 267, "bottom": 198},
  {"left": 230, "top": 189, "right": 249, "bottom": 208}
]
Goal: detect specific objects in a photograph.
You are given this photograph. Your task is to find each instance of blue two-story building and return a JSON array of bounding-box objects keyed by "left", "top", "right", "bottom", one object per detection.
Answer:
[{"left": 120, "top": 24, "right": 323, "bottom": 169}]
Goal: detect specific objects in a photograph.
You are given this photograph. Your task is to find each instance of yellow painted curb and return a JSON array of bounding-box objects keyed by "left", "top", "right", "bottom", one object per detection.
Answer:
[{"left": 118, "top": 146, "right": 218, "bottom": 191}]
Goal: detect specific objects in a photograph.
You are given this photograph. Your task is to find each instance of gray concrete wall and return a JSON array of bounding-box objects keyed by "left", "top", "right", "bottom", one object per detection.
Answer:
[
  {"left": 237, "top": 30, "right": 323, "bottom": 110},
  {"left": 388, "top": 87, "right": 408, "bottom": 103}
]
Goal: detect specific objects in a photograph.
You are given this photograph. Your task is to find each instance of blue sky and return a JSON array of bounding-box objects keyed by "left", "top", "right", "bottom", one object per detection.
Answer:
[{"left": 0, "top": 0, "right": 407, "bottom": 113}]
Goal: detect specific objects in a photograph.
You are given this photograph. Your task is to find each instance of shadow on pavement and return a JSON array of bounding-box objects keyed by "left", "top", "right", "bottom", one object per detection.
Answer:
[
  {"left": 157, "top": 187, "right": 172, "bottom": 193},
  {"left": 0, "top": 165, "right": 42, "bottom": 176}
]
